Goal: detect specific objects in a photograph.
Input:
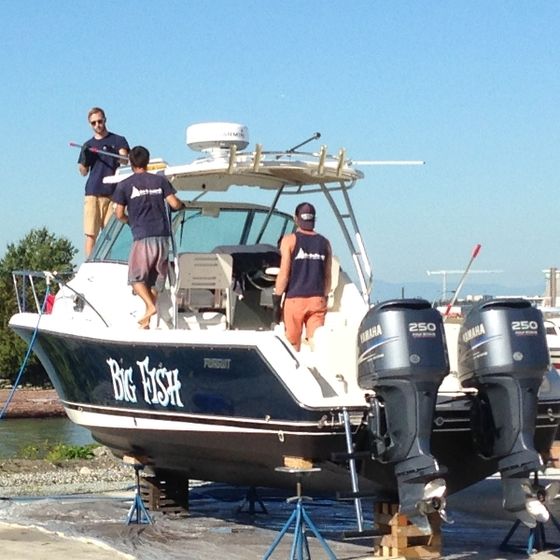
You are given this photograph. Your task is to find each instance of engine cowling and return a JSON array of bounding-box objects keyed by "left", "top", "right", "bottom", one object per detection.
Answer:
[
  {"left": 457, "top": 298, "right": 549, "bottom": 525},
  {"left": 357, "top": 299, "right": 449, "bottom": 532}
]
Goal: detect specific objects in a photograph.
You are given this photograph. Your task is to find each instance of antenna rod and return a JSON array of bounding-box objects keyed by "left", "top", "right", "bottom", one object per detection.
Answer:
[{"left": 287, "top": 132, "right": 321, "bottom": 153}]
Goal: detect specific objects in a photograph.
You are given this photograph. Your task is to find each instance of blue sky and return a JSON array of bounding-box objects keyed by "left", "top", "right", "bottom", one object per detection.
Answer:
[{"left": 1, "top": 1, "right": 558, "bottom": 300}]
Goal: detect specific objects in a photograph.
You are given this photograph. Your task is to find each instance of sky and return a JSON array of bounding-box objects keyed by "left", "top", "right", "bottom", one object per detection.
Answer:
[{"left": 1, "top": 1, "right": 559, "bottom": 301}]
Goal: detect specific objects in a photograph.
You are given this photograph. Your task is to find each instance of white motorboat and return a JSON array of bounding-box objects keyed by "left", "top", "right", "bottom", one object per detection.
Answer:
[{"left": 9, "top": 123, "right": 560, "bottom": 532}]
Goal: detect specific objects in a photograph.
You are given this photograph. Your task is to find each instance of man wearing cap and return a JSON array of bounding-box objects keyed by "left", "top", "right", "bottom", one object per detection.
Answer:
[{"left": 274, "top": 202, "right": 332, "bottom": 351}]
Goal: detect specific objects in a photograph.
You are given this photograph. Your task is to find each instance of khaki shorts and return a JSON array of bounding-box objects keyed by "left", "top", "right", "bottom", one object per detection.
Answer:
[{"left": 84, "top": 196, "right": 113, "bottom": 237}]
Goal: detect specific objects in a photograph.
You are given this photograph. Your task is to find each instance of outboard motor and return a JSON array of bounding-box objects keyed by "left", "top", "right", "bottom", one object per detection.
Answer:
[
  {"left": 358, "top": 299, "right": 449, "bottom": 533},
  {"left": 457, "top": 298, "right": 550, "bottom": 527}
]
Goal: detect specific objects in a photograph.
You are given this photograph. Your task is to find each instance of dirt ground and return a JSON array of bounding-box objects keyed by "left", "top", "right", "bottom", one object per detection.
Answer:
[{"left": 0, "top": 388, "right": 64, "bottom": 418}]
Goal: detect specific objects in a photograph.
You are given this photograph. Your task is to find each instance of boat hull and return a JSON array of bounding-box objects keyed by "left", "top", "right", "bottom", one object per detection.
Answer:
[
  {"left": 11, "top": 322, "right": 560, "bottom": 497},
  {"left": 12, "top": 322, "right": 375, "bottom": 493}
]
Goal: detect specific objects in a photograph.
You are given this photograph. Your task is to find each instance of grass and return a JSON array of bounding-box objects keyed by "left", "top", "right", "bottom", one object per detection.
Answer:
[{"left": 17, "top": 440, "right": 99, "bottom": 461}]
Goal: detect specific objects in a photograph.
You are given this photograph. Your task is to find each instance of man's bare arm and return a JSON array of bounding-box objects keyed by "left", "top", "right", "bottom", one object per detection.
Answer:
[
  {"left": 114, "top": 204, "right": 128, "bottom": 224},
  {"left": 275, "top": 234, "right": 294, "bottom": 296},
  {"left": 324, "top": 241, "right": 332, "bottom": 296},
  {"left": 166, "top": 193, "right": 186, "bottom": 211}
]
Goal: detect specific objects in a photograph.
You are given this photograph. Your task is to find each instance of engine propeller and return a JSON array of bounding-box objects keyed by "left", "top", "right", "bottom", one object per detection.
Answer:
[
  {"left": 418, "top": 478, "right": 453, "bottom": 524},
  {"left": 401, "top": 478, "right": 452, "bottom": 534},
  {"left": 519, "top": 478, "right": 560, "bottom": 527},
  {"left": 503, "top": 475, "right": 560, "bottom": 528}
]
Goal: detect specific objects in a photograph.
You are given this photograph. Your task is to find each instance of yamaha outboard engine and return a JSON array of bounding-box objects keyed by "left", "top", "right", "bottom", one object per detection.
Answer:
[
  {"left": 457, "top": 298, "right": 550, "bottom": 527},
  {"left": 358, "top": 299, "right": 449, "bottom": 533}
]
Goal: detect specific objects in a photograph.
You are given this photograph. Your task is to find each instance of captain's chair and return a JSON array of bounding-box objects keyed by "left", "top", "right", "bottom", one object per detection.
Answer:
[{"left": 175, "top": 253, "right": 234, "bottom": 329}]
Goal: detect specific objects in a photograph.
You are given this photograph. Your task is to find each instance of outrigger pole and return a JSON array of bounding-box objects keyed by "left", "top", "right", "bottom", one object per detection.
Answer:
[{"left": 69, "top": 141, "right": 129, "bottom": 162}]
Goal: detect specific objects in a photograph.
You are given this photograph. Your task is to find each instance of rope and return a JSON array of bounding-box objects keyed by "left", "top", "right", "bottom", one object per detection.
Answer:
[{"left": 0, "top": 279, "right": 52, "bottom": 420}]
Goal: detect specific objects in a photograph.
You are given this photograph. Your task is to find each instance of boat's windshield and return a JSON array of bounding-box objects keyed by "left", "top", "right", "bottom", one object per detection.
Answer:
[{"left": 91, "top": 205, "right": 294, "bottom": 262}]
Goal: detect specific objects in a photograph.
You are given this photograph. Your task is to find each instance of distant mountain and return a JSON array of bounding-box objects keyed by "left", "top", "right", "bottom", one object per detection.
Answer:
[{"left": 371, "top": 279, "right": 545, "bottom": 304}]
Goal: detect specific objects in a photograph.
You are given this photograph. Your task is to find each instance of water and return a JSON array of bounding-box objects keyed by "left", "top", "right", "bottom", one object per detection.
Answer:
[{"left": 0, "top": 417, "right": 94, "bottom": 458}]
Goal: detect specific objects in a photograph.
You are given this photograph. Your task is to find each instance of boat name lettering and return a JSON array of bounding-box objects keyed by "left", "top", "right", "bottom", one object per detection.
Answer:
[
  {"left": 462, "top": 323, "right": 486, "bottom": 343},
  {"left": 359, "top": 324, "right": 383, "bottom": 344},
  {"left": 106, "top": 357, "right": 184, "bottom": 408},
  {"left": 107, "top": 359, "right": 137, "bottom": 403},
  {"left": 137, "top": 357, "right": 184, "bottom": 407},
  {"left": 203, "top": 358, "right": 231, "bottom": 370}
]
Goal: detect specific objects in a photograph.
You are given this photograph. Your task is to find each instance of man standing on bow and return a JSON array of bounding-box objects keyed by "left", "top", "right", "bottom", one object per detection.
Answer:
[
  {"left": 113, "top": 146, "right": 185, "bottom": 329},
  {"left": 78, "top": 107, "right": 129, "bottom": 257},
  {"left": 274, "top": 202, "right": 332, "bottom": 351}
]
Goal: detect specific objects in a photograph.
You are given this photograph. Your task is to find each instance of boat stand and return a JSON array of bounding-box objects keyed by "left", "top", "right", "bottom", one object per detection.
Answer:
[
  {"left": 500, "top": 472, "right": 560, "bottom": 555},
  {"left": 262, "top": 467, "right": 336, "bottom": 560},
  {"left": 237, "top": 486, "right": 268, "bottom": 514},
  {"left": 500, "top": 514, "right": 560, "bottom": 555},
  {"left": 125, "top": 458, "right": 152, "bottom": 525}
]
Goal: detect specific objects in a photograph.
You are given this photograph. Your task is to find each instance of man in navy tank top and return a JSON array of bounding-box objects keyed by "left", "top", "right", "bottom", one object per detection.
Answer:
[{"left": 274, "top": 202, "right": 332, "bottom": 351}]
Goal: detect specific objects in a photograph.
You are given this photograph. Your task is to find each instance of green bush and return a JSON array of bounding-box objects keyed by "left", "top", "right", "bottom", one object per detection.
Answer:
[
  {"left": 0, "top": 227, "right": 77, "bottom": 385},
  {"left": 17, "top": 440, "right": 99, "bottom": 461}
]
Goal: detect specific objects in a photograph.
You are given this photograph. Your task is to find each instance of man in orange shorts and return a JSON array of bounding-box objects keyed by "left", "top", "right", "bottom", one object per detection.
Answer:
[{"left": 274, "top": 202, "right": 332, "bottom": 351}]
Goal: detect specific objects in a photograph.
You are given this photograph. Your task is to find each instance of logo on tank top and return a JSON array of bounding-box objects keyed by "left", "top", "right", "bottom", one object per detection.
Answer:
[{"left": 294, "top": 247, "right": 325, "bottom": 261}]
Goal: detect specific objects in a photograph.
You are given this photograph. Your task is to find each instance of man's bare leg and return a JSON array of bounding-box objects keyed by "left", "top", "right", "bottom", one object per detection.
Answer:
[
  {"left": 132, "top": 282, "right": 157, "bottom": 328},
  {"left": 85, "top": 234, "right": 96, "bottom": 258}
]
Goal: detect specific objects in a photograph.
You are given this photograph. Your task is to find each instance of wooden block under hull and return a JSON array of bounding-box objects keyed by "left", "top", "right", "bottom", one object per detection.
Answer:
[
  {"left": 372, "top": 502, "right": 442, "bottom": 559},
  {"left": 140, "top": 474, "right": 190, "bottom": 516}
]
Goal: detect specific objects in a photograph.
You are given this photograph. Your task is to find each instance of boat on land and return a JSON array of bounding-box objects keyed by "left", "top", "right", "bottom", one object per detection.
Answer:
[
  {"left": 538, "top": 302, "right": 560, "bottom": 370},
  {"left": 9, "top": 123, "right": 560, "bottom": 533}
]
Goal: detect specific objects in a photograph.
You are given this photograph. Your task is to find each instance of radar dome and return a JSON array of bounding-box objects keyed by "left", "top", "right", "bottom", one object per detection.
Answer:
[{"left": 186, "top": 122, "right": 249, "bottom": 153}]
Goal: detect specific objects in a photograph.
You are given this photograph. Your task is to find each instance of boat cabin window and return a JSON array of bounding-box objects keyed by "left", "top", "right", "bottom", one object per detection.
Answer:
[{"left": 91, "top": 205, "right": 294, "bottom": 263}]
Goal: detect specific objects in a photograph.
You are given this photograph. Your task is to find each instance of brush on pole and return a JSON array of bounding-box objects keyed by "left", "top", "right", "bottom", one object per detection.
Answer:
[{"left": 69, "top": 141, "right": 129, "bottom": 162}]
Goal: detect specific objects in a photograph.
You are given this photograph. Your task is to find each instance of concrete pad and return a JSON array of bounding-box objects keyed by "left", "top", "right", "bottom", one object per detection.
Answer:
[
  {"left": 0, "top": 522, "right": 133, "bottom": 559},
  {"left": 2, "top": 474, "right": 560, "bottom": 559}
]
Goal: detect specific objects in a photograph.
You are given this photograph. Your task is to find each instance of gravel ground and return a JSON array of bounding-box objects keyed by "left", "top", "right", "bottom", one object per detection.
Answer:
[{"left": 0, "top": 447, "right": 133, "bottom": 497}]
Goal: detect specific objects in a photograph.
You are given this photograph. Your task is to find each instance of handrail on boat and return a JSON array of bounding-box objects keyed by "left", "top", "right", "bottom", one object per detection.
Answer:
[
  {"left": 11, "top": 270, "right": 72, "bottom": 314},
  {"left": 319, "top": 181, "right": 373, "bottom": 302},
  {"left": 12, "top": 269, "right": 110, "bottom": 327}
]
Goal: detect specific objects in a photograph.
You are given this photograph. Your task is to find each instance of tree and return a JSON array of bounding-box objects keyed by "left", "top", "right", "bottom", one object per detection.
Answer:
[{"left": 0, "top": 228, "right": 77, "bottom": 385}]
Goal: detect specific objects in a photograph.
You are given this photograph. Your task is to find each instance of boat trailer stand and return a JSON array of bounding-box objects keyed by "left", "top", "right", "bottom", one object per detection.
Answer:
[
  {"left": 237, "top": 486, "right": 268, "bottom": 515},
  {"left": 500, "top": 472, "right": 560, "bottom": 555},
  {"left": 124, "top": 456, "right": 152, "bottom": 525},
  {"left": 262, "top": 466, "right": 336, "bottom": 560}
]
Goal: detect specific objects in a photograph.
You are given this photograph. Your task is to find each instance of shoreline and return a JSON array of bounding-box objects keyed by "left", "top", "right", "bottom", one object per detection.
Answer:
[
  {"left": 0, "top": 447, "right": 133, "bottom": 497},
  {"left": 0, "top": 388, "right": 64, "bottom": 419}
]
